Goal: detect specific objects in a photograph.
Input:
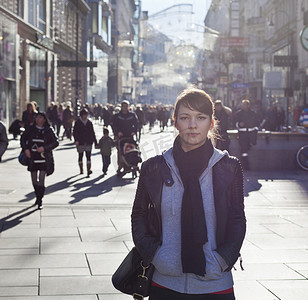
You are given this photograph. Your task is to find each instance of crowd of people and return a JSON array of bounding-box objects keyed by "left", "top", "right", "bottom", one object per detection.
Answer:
[
  {"left": 1, "top": 94, "right": 308, "bottom": 209},
  {"left": 1, "top": 87, "right": 308, "bottom": 299}
]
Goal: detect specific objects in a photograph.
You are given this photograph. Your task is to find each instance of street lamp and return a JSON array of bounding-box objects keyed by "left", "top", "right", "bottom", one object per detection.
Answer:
[{"left": 268, "top": 9, "right": 292, "bottom": 130}]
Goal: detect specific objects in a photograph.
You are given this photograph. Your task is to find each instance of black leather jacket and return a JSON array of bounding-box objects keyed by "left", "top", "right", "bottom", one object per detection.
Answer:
[{"left": 131, "top": 154, "right": 246, "bottom": 270}]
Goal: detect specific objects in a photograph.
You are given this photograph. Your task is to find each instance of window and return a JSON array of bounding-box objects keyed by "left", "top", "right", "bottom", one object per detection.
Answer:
[
  {"left": 92, "top": 2, "right": 99, "bottom": 34},
  {"left": 28, "top": 0, "right": 46, "bottom": 32},
  {"left": 28, "top": 45, "right": 46, "bottom": 89},
  {"left": 18, "top": 0, "right": 23, "bottom": 18}
]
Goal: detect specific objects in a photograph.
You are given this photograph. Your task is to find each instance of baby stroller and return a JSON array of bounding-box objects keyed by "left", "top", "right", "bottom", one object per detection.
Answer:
[{"left": 117, "top": 137, "right": 142, "bottom": 178}]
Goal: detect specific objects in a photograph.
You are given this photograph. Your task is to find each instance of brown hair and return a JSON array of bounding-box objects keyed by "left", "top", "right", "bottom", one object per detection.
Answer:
[{"left": 173, "top": 87, "right": 214, "bottom": 121}]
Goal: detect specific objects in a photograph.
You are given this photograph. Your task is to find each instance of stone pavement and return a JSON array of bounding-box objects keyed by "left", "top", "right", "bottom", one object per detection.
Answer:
[{"left": 0, "top": 123, "right": 307, "bottom": 299}]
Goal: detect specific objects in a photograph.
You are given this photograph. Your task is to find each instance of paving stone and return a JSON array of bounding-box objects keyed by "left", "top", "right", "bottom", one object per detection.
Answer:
[
  {"left": 0, "top": 286, "right": 38, "bottom": 297},
  {"left": 40, "top": 268, "right": 90, "bottom": 277},
  {"left": 260, "top": 280, "right": 308, "bottom": 300},
  {"left": 233, "top": 263, "right": 304, "bottom": 281},
  {"left": 246, "top": 223, "right": 275, "bottom": 234},
  {"left": 40, "top": 216, "right": 76, "bottom": 228},
  {"left": 40, "top": 275, "right": 113, "bottom": 295},
  {"left": 246, "top": 233, "right": 308, "bottom": 249},
  {"left": 87, "top": 253, "right": 127, "bottom": 275},
  {"left": 78, "top": 227, "right": 125, "bottom": 242},
  {"left": 0, "top": 237, "right": 38, "bottom": 249},
  {"left": 2, "top": 223, "right": 41, "bottom": 230},
  {"left": 265, "top": 223, "right": 308, "bottom": 237},
  {"left": 0, "top": 227, "right": 79, "bottom": 238},
  {"left": 41, "top": 209, "right": 74, "bottom": 217},
  {"left": 40, "top": 237, "right": 81, "bottom": 243},
  {"left": 242, "top": 248, "right": 308, "bottom": 264},
  {"left": 74, "top": 213, "right": 113, "bottom": 227},
  {"left": 234, "top": 280, "right": 279, "bottom": 300},
  {"left": 110, "top": 218, "right": 131, "bottom": 232},
  {"left": 281, "top": 215, "right": 308, "bottom": 227},
  {"left": 0, "top": 254, "right": 87, "bottom": 268},
  {"left": 41, "top": 241, "right": 127, "bottom": 254},
  {"left": 98, "top": 294, "right": 132, "bottom": 299},
  {"left": 0, "top": 248, "right": 38, "bottom": 255},
  {"left": 0, "top": 269, "right": 38, "bottom": 286},
  {"left": 5, "top": 209, "right": 40, "bottom": 221}
]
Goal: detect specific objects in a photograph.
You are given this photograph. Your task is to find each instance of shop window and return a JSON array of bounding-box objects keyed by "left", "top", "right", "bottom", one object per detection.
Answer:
[{"left": 29, "top": 45, "right": 46, "bottom": 89}]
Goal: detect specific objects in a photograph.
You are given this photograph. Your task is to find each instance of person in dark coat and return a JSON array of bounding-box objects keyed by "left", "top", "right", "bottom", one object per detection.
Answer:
[
  {"left": 46, "top": 102, "right": 59, "bottom": 131},
  {"left": 131, "top": 87, "right": 246, "bottom": 299},
  {"left": 135, "top": 105, "right": 145, "bottom": 142},
  {"left": 21, "top": 112, "right": 59, "bottom": 209},
  {"left": 62, "top": 103, "right": 74, "bottom": 140},
  {"left": 214, "top": 100, "right": 231, "bottom": 151},
  {"left": 9, "top": 119, "right": 23, "bottom": 139},
  {"left": 112, "top": 100, "right": 138, "bottom": 175},
  {"left": 112, "top": 100, "right": 138, "bottom": 138},
  {"left": 233, "top": 99, "right": 259, "bottom": 170},
  {"left": 73, "top": 108, "right": 97, "bottom": 177},
  {"left": 22, "top": 102, "right": 37, "bottom": 130}
]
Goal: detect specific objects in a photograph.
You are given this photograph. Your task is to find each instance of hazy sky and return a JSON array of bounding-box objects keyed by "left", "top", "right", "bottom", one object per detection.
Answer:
[
  {"left": 141, "top": 0, "right": 211, "bottom": 47},
  {"left": 142, "top": 0, "right": 211, "bottom": 26}
]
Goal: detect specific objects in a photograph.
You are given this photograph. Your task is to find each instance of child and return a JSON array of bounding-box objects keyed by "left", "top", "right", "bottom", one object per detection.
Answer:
[{"left": 97, "top": 127, "right": 114, "bottom": 175}]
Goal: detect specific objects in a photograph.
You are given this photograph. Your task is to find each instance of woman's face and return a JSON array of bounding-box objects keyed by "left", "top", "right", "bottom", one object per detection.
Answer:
[
  {"left": 175, "top": 105, "right": 212, "bottom": 152},
  {"left": 36, "top": 114, "right": 46, "bottom": 127}
]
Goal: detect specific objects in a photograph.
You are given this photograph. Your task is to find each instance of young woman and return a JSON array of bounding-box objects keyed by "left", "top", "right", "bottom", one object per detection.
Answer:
[
  {"left": 73, "top": 108, "right": 97, "bottom": 177},
  {"left": 21, "top": 112, "right": 59, "bottom": 209},
  {"left": 131, "top": 87, "right": 246, "bottom": 300}
]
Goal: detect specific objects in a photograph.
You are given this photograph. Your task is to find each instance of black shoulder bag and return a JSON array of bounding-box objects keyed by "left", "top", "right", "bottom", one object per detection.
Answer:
[{"left": 112, "top": 247, "right": 154, "bottom": 299}]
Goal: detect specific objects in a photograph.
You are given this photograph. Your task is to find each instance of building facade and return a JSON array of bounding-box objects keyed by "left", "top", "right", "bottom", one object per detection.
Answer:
[
  {"left": 0, "top": 0, "right": 92, "bottom": 126},
  {"left": 85, "top": 0, "right": 112, "bottom": 105},
  {"left": 204, "top": 0, "right": 307, "bottom": 127},
  {"left": 54, "top": 0, "right": 90, "bottom": 114},
  {"left": 0, "top": 0, "right": 55, "bottom": 126},
  {"left": 107, "top": 0, "right": 136, "bottom": 104}
]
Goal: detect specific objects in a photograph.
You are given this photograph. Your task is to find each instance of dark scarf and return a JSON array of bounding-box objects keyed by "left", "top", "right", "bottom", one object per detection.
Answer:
[{"left": 173, "top": 136, "right": 214, "bottom": 276}]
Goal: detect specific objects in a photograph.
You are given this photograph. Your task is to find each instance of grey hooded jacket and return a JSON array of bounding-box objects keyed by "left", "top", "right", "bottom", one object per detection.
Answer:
[{"left": 131, "top": 147, "right": 246, "bottom": 294}]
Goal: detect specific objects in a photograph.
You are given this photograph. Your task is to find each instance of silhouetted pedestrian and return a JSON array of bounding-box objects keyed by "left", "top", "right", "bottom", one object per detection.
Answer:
[{"left": 73, "top": 108, "right": 97, "bottom": 177}]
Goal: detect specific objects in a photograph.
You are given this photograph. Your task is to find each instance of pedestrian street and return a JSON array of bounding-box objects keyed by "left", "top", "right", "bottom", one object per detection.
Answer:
[{"left": 0, "top": 123, "right": 307, "bottom": 299}]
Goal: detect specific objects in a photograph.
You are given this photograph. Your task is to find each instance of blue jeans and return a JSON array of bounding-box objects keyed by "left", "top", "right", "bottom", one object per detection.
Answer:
[{"left": 102, "top": 155, "right": 111, "bottom": 173}]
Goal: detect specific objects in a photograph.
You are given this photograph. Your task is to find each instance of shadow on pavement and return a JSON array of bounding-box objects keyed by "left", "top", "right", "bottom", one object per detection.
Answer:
[
  {"left": 19, "top": 175, "right": 83, "bottom": 203},
  {"left": 243, "top": 170, "right": 308, "bottom": 197},
  {"left": 69, "top": 174, "right": 135, "bottom": 204},
  {"left": 54, "top": 145, "right": 76, "bottom": 151},
  {"left": 0, "top": 205, "right": 37, "bottom": 233},
  {"left": 1, "top": 156, "right": 19, "bottom": 164},
  {"left": 244, "top": 176, "right": 262, "bottom": 197}
]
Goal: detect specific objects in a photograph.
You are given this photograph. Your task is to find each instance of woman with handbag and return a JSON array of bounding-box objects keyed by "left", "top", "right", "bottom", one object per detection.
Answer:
[
  {"left": 21, "top": 112, "right": 59, "bottom": 209},
  {"left": 131, "top": 87, "right": 246, "bottom": 300}
]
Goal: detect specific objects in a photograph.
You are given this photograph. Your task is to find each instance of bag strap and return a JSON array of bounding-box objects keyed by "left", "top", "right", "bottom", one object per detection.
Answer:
[{"left": 132, "top": 261, "right": 152, "bottom": 300}]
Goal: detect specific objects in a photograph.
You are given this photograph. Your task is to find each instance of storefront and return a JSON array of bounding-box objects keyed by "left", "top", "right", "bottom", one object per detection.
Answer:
[
  {"left": 28, "top": 44, "right": 47, "bottom": 111},
  {"left": 0, "top": 11, "right": 17, "bottom": 126}
]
